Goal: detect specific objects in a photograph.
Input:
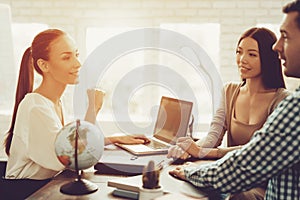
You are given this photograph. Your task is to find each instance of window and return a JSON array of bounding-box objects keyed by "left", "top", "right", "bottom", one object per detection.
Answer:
[
  {"left": 0, "top": 22, "right": 48, "bottom": 156},
  {"left": 0, "top": 23, "right": 48, "bottom": 115},
  {"left": 85, "top": 24, "right": 220, "bottom": 132}
]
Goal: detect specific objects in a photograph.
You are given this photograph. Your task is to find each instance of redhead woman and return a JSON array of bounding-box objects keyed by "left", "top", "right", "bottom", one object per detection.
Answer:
[{"left": 3, "top": 29, "right": 149, "bottom": 199}]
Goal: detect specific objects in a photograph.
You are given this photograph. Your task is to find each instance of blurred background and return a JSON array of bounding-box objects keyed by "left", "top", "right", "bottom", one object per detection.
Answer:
[{"left": 0, "top": 0, "right": 297, "bottom": 157}]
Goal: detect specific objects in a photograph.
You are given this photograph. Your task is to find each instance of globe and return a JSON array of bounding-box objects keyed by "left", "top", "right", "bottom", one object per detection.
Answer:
[{"left": 55, "top": 120, "right": 104, "bottom": 170}]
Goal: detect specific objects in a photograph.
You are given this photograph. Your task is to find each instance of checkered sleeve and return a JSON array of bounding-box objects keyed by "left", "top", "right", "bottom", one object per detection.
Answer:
[{"left": 184, "top": 90, "right": 300, "bottom": 194}]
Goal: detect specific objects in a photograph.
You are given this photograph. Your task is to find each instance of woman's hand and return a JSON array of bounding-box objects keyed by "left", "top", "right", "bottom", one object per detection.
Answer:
[
  {"left": 167, "top": 137, "right": 201, "bottom": 159},
  {"left": 167, "top": 145, "right": 190, "bottom": 159},
  {"left": 106, "top": 135, "right": 151, "bottom": 145},
  {"left": 87, "top": 88, "right": 105, "bottom": 114},
  {"left": 85, "top": 88, "right": 105, "bottom": 124}
]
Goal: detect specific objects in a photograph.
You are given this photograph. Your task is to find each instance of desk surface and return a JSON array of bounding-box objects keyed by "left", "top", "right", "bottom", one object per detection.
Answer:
[
  {"left": 27, "top": 160, "right": 213, "bottom": 200},
  {"left": 27, "top": 169, "right": 127, "bottom": 199}
]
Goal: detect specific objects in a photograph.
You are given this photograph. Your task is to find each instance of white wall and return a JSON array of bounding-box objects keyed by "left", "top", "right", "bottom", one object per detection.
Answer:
[
  {"left": 0, "top": 0, "right": 297, "bottom": 156},
  {"left": 0, "top": 0, "right": 290, "bottom": 74}
]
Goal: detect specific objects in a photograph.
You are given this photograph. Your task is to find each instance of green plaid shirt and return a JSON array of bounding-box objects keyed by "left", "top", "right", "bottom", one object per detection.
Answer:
[{"left": 184, "top": 86, "right": 300, "bottom": 200}]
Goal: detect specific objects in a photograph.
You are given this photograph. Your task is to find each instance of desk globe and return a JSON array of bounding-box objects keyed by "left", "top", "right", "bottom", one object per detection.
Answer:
[{"left": 55, "top": 120, "right": 104, "bottom": 195}]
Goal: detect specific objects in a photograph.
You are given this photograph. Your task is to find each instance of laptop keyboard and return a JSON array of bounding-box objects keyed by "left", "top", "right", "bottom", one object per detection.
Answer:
[{"left": 147, "top": 140, "right": 169, "bottom": 149}]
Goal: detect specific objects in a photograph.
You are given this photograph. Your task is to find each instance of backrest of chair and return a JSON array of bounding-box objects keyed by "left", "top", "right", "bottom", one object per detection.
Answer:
[{"left": 0, "top": 160, "right": 7, "bottom": 179}]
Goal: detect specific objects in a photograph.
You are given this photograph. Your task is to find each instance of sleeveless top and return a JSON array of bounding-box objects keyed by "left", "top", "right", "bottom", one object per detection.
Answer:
[{"left": 197, "top": 82, "right": 290, "bottom": 147}]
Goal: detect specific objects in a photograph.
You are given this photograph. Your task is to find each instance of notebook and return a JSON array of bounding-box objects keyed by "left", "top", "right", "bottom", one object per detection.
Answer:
[
  {"left": 94, "top": 147, "right": 169, "bottom": 176},
  {"left": 115, "top": 96, "right": 193, "bottom": 155}
]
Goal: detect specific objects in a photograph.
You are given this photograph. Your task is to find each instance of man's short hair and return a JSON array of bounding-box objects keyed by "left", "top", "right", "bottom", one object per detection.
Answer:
[{"left": 283, "top": 0, "right": 300, "bottom": 29}]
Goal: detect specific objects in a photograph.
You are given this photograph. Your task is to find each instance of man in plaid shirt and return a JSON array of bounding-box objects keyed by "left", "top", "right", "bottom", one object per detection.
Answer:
[{"left": 169, "top": 1, "right": 300, "bottom": 199}]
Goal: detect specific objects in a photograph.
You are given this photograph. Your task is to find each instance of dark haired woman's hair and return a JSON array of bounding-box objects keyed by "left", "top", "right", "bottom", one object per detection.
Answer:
[
  {"left": 283, "top": 0, "right": 300, "bottom": 30},
  {"left": 237, "top": 27, "right": 286, "bottom": 89},
  {"left": 4, "top": 29, "right": 65, "bottom": 156}
]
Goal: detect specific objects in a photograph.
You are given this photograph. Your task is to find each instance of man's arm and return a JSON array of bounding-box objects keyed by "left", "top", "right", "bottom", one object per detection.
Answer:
[{"left": 184, "top": 93, "right": 300, "bottom": 194}]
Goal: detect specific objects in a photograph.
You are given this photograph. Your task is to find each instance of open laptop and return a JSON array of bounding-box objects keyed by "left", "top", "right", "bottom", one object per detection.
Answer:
[{"left": 115, "top": 96, "right": 193, "bottom": 155}]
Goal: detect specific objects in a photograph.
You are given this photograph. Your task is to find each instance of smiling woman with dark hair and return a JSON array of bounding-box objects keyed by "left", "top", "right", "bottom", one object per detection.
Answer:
[
  {"left": 238, "top": 27, "right": 286, "bottom": 89},
  {"left": 168, "top": 27, "right": 290, "bottom": 200},
  {"left": 169, "top": 1, "right": 300, "bottom": 199}
]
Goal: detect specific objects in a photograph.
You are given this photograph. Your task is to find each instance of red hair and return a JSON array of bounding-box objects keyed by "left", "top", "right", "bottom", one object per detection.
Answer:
[{"left": 4, "top": 29, "right": 65, "bottom": 155}]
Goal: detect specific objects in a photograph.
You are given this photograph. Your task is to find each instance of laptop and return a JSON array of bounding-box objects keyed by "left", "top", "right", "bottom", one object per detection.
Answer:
[{"left": 115, "top": 96, "right": 193, "bottom": 155}]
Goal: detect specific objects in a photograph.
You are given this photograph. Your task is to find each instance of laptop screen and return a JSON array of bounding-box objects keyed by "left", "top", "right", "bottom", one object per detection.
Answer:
[{"left": 153, "top": 96, "right": 193, "bottom": 144}]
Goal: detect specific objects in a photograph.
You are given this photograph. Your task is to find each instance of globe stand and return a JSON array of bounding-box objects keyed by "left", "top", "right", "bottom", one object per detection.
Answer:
[
  {"left": 60, "top": 176, "right": 98, "bottom": 195},
  {"left": 60, "top": 120, "right": 98, "bottom": 195}
]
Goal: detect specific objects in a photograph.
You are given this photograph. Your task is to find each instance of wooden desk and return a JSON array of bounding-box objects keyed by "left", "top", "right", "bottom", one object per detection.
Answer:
[
  {"left": 27, "top": 169, "right": 128, "bottom": 199},
  {"left": 28, "top": 160, "right": 213, "bottom": 200}
]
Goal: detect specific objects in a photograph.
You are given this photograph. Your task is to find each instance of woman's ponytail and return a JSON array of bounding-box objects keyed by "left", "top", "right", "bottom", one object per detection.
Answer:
[
  {"left": 4, "top": 29, "right": 65, "bottom": 156},
  {"left": 4, "top": 47, "right": 34, "bottom": 156}
]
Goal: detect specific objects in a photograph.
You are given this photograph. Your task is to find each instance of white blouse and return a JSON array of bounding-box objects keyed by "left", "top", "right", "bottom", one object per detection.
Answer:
[{"left": 6, "top": 93, "right": 65, "bottom": 180}]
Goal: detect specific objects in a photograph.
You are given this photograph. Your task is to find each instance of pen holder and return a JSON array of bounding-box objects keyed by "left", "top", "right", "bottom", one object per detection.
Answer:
[
  {"left": 139, "top": 186, "right": 163, "bottom": 200},
  {"left": 139, "top": 160, "right": 163, "bottom": 199}
]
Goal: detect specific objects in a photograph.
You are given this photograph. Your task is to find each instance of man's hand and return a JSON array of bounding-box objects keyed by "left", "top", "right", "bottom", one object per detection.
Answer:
[{"left": 169, "top": 162, "right": 196, "bottom": 181}]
